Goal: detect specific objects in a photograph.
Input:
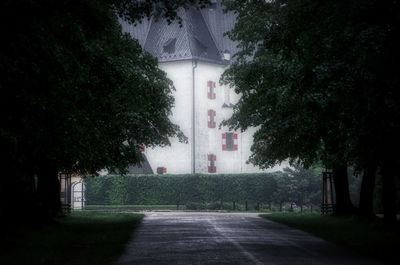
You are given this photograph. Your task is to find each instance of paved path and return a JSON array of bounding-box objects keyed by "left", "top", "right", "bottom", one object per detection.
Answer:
[{"left": 115, "top": 212, "right": 382, "bottom": 265}]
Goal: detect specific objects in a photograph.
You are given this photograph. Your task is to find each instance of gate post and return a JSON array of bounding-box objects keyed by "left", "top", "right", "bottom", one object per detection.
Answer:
[
  {"left": 322, "top": 170, "right": 336, "bottom": 215},
  {"left": 59, "top": 173, "right": 71, "bottom": 213}
]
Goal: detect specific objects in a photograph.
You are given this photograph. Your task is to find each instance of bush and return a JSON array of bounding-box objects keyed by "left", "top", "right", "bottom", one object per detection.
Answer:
[
  {"left": 186, "top": 202, "right": 207, "bottom": 210},
  {"left": 84, "top": 173, "right": 280, "bottom": 208}
]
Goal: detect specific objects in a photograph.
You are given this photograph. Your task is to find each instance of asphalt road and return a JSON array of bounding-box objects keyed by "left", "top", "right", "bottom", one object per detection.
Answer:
[{"left": 114, "top": 212, "right": 382, "bottom": 265}]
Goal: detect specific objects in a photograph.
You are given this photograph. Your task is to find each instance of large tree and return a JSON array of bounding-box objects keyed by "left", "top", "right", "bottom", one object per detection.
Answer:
[
  {"left": 0, "top": 0, "right": 209, "bottom": 222},
  {"left": 221, "top": 0, "right": 400, "bottom": 221}
]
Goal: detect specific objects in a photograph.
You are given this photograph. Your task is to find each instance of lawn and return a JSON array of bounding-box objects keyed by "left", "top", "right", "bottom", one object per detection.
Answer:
[
  {"left": 84, "top": 204, "right": 179, "bottom": 211},
  {"left": 1, "top": 211, "right": 144, "bottom": 265},
  {"left": 83, "top": 204, "right": 285, "bottom": 212},
  {"left": 261, "top": 212, "right": 400, "bottom": 265}
]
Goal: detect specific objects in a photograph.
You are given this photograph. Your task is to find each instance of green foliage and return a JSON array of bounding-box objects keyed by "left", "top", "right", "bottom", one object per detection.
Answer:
[
  {"left": 221, "top": 0, "right": 400, "bottom": 218},
  {"left": 85, "top": 170, "right": 325, "bottom": 210},
  {"left": 85, "top": 173, "right": 281, "bottom": 206},
  {"left": 282, "top": 166, "right": 322, "bottom": 207},
  {"left": 222, "top": 0, "right": 400, "bottom": 169},
  {"left": 84, "top": 204, "right": 178, "bottom": 211},
  {"left": 114, "top": 0, "right": 212, "bottom": 25},
  {"left": 0, "top": 0, "right": 205, "bottom": 219},
  {"left": 0, "top": 0, "right": 188, "bottom": 175}
]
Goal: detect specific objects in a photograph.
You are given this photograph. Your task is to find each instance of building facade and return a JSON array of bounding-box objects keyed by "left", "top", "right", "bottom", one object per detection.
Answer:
[{"left": 121, "top": 2, "right": 286, "bottom": 174}]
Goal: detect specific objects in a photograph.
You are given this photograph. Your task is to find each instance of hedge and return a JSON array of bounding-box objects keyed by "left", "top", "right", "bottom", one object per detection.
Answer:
[{"left": 84, "top": 173, "right": 281, "bottom": 209}]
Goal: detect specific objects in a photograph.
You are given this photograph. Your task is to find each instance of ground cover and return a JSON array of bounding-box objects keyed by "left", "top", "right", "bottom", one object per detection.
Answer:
[
  {"left": 261, "top": 213, "right": 400, "bottom": 265},
  {"left": 84, "top": 204, "right": 179, "bottom": 211},
  {"left": 1, "top": 211, "right": 144, "bottom": 265},
  {"left": 84, "top": 204, "right": 279, "bottom": 212}
]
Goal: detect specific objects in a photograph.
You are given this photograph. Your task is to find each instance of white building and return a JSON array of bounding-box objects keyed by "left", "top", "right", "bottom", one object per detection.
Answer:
[{"left": 121, "top": 2, "right": 286, "bottom": 174}]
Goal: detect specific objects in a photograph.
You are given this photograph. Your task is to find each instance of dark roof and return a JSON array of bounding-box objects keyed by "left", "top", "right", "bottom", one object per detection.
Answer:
[
  {"left": 119, "top": 17, "right": 152, "bottom": 47},
  {"left": 112, "top": 154, "right": 154, "bottom": 174},
  {"left": 122, "top": 1, "right": 238, "bottom": 65},
  {"left": 126, "top": 154, "right": 154, "bottom": 174},
  {"left": 200, "top": 3, "right": 238, "bottom": 58}
]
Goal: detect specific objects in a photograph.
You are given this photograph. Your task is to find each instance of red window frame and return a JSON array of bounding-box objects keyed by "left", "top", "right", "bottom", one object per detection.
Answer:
[
  {"left": 222, "top": 133, "right": 238, "bottom": 151},
  {"left": 208, "top": 154, "right": 216, "bottom": 173},
  {"left": 208, "top": 109, "right": 216, "bottom": 128},
  {"left": 207, "top": 81, "right": 216, "bottom": 99}
]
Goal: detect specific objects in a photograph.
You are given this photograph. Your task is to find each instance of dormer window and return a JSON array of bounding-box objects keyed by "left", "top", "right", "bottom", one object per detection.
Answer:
[
  {"left": 223, "top": 50, "right": 231, "bottom": 61},
  {"left": 163, "top": 38, "right": 176, "bottom": 54}
]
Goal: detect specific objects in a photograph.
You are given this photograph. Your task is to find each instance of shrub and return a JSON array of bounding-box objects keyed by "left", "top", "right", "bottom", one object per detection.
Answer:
[{"left": 84, "top": 173, "right": 280, "bottom": 207}]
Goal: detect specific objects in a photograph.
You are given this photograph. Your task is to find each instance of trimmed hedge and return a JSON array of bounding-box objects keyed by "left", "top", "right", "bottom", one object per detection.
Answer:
[{"left": 84, "top": 173, "right": 281, "bottom": 209}]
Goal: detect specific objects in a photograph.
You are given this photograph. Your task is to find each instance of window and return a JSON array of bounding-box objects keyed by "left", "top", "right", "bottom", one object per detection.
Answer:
[
  {"left": 157, "top": 167, "right": 167, "bottom": 174},
  {"left": 207, "top": 81, "right": 216, "bottom": 99},
  {"left": 222, "top": 133, "right": 238, "bottom": 151},
  {"left": 222, "top": 86, "right": 234, "bottom": 108},
  {"left": 163, "top": 38, "right": 176, "bottom": 54},
  {"left": 208, "top": 109, "right": 216, "bottom": 128},
  {"left": 208, "top": 154, "right": 216, "bottom": 173}
]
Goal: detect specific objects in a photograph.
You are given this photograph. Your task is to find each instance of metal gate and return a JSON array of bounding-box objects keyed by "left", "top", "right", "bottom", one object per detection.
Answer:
[{"left": 71, "top": 181, "right": 85, "bottom": 210}]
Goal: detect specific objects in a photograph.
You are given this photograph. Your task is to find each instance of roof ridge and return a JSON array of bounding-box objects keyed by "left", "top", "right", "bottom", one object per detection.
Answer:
[
  {"left": 142, "top": 16, "right": 153, "bottom": 48},
  {"left": 199, "top": 6, "right": 221, "bottom": 58},
  {"left": 183, "top": 8, "right": 194, "bottom": 59}
]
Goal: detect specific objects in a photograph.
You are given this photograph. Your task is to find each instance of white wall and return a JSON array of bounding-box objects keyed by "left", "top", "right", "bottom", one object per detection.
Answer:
[
  {"left": 145, "top": 60, "right": 193, "bottom": 174},
  {"left": 146, "top": 60, "right": 287, "bottom": 174}
]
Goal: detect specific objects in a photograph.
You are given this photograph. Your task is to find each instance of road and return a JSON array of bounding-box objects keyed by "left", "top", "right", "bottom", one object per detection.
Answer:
[{"left": 114, "top": 212, "right": 382, "bottom": 265}]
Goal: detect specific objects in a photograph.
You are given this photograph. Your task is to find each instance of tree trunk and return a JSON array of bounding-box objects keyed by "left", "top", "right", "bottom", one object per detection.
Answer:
[
  {"left": 310, "top": 205, "right": 313, "bottom": 212},
  {"left": 245, "top": 201, "right": 248, "bottom": 211},
  {"left": 358, "top": 164, "right": 377, "bottom": 218},
  {"left": 381, "top": 163, "right": 397, "bottom": 226},
  {"left": 332, "top": 162, "right": 355, "bottom": 215},
  {"left": 37, "top": 162, "right": 61, "bottom": 221},
  {"left": 279, "top": 202, "right": 282, "bottom": 212},
  {"left": 300, "top": 204, "right": 303, "bottom": 212},
  {"left": 2, "top": 167, "right": 36, "bottom": 223},
  {"left": 233, "top": 201, "right": 236, "bottom": 210}
]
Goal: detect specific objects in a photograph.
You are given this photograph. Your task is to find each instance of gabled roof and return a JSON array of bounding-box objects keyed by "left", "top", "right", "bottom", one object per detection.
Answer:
[
  {"left": 126, "top": 154, "right": 154, "bottom": 174},
  {"left": 113, "top": 154, "right": 154, "bottom": 175},
  {"left": 121, "top": 1, "right": 238, "bottom": 65},
  {"left": 200, "top": 3, "right": 238, "bottom": 58}
]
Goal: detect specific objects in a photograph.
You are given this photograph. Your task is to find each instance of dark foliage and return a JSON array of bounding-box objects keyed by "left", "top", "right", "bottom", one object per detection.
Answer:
[
  {"left": 221, "top": 0, "right": 400, "bottom": 221},
  {"left": 0, "top": 0, "right": 213, "bottom": 222},
  {"left": 84, "top": 170, "right": 330, "bottom": 211}
]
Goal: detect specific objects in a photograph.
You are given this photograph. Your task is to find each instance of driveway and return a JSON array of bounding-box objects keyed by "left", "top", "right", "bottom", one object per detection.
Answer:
[{"left": 114, "top": 212, "right": 381, "bottom": 265}]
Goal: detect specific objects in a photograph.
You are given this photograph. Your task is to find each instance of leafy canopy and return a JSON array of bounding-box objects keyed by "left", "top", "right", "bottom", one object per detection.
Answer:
[
  {"left": 0, "top": 0, "right": 211, "bottom": 175},
  {"left": 221, "top": 0, "right": 400, "bottom": 170}
]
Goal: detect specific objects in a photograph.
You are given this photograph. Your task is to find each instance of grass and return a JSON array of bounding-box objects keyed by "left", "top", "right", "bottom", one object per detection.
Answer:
[
  {"left": 260, "top": 212, "right": 400, "bottom": 265},
  {"left": 84, "top": 204, "right": 257, "bottom": 212},
  {"left": 84, "top": 204, "right": 179, "bottom": 211},
  {"left": 1, "top": 211, "right": 144, "bottom": 265},
  {"left": 84, "top": 204, "right": 303, "bottom": 212}
]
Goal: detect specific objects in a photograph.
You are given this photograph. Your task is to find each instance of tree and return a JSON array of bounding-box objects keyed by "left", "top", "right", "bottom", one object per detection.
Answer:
[
  {"left": 222, "top": 0, "right": 400, "bottom": 221},
  {"left": 283, "top": 166, "right": 322, "bottom": 212},
  {"left": 272, "top": 173, "right": 294, "bottom": 211},
  {"left": 0, "top": 0, "right": 213, "bottom": 222}
]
